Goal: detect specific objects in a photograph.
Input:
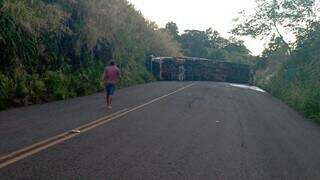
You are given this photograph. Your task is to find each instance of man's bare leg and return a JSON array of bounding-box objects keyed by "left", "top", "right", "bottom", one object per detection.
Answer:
[{"left": 107, "top": 95, "right": 112, "bottom": 109}]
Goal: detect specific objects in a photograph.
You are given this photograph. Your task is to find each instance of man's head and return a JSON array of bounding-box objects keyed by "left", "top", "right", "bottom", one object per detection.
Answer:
[{"left": 109, "top": 60, "right": 115, "bottom": 66}]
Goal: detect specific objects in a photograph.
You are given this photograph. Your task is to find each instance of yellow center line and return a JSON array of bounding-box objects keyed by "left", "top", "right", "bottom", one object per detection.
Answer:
[{"left": 0, "top": 82, "right": 195, "bottom": 169}]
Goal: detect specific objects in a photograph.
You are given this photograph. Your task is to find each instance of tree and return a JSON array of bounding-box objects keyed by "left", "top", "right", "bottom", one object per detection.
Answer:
[
  {"left": 224, "top": 37, "right": 250, "bottom": 55},
  {"left": 205, "top": 28, "right": 229, "bottom": 49},
  {"left": 165, "top": 21, "right": 179, "bottom": 40},
  {"left": 179, "top": 30, "right": 210, "bottom": 57},
  {"left": 232, "top": 0, "right": 318, "bottom": 55},
  {"left": 261, "top": 34, "right": 288, "bottom": 57},
  {"left": 177, "top": 27, "right": 255, "bottom": 63}
]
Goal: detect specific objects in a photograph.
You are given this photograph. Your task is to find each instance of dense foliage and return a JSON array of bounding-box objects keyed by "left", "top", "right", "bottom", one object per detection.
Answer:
[
  {"left": 266, "top": 22, "right": 320, "bottom": 122},
  {"left": 0, "top": 0, "right": 181, "bottom": 109},
  {"left": 236, "top": 0, "right": 320, "bottom": 122}
]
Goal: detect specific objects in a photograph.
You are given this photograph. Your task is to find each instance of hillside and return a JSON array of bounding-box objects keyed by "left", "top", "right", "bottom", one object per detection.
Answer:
[{"left": 0, "top": 0, "right": 181, "bottom": 109}]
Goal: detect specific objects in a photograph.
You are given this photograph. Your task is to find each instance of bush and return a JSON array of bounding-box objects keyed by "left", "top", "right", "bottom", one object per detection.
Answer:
[
  {"left": 43, "top": 71, "right": 69, "bottom": 100},
  {"left": 261, "top": 53, "right": 320, "bottom": 123},
  {"left": 53, "top": 87, "right": 68, "bottom": 100},
  {"left": 303, "top": 89, "right": 320, "bottom": 122},
  {"left": 0, "top": 73, "right": 14, "bottom": 109},
  {"left": 27, "top": 74, "right": 47, "bottom": 103}
]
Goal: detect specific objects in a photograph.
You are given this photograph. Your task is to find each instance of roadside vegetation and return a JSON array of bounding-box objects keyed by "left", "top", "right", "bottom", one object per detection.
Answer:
[
  {"left": 0, "top": 0, "right": 181, "bottom": 109},
  {"left": 233, "top": 0, "right": 320, "bottom": 122}
]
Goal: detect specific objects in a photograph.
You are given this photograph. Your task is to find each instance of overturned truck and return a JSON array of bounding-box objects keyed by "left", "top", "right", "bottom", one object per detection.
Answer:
[{"left": 147, "top": 57, "right": 251, "bottom": 84}]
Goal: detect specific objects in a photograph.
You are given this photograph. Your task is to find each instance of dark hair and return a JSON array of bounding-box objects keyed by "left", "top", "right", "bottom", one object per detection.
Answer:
[{"left": 109, "top": 60, "right": 115, "bottom": 66}]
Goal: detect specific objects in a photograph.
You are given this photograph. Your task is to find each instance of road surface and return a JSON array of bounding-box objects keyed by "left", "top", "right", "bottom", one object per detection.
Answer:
[{"left": 0, "top": 82, "right": 320, "bottom": 179}]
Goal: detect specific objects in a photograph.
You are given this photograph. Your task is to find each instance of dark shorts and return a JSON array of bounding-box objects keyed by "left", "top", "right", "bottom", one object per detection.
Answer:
[{"left": 105, "top": 84, "right": 116, "bottom": 96}]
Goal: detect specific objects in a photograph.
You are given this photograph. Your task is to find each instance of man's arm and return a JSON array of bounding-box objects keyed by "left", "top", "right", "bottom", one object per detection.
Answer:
[
  {"left": 102, "top": 68, "right": 108, "bottom": 84},
  {"left": 117, "top": 67, "right": 121, "bottom": 82}
]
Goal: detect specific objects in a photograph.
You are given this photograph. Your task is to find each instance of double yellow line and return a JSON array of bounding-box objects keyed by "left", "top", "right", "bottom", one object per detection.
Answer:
[{"left": 0, "top": 83, "right": 195, "bottom": 169}]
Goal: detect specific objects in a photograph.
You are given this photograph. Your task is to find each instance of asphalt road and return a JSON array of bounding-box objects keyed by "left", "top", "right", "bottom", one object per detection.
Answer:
[{"left": 1, "top": 82, "right": 320, "bottom": 179}]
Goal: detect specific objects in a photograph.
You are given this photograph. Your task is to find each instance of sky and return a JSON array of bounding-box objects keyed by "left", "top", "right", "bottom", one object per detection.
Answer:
[{"left": 128, "top": 0, "right": 266, "bottom": 55}]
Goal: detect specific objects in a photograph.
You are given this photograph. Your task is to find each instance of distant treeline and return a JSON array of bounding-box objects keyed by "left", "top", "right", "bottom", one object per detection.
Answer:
[{"left": 164, "top": 22, "right": 258, "bottom": 65}]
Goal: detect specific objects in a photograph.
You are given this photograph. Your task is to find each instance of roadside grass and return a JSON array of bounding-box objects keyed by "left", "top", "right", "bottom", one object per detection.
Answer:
[{"left": 264, "top": 66, "right": 320, "bottom": 124}]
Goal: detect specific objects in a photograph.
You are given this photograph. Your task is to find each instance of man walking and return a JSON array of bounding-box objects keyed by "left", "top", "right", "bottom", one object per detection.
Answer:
[{"left": 102, "top": 60, "right": 120, "bottom": 109}]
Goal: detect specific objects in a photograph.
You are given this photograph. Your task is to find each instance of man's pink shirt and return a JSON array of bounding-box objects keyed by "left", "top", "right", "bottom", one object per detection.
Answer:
[{"left": 104, "top": 65, "right": 120, "bottom": 84}]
